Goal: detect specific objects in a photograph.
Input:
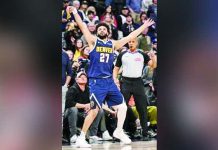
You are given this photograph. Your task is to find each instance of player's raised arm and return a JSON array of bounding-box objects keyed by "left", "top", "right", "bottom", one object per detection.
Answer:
[
  {"left": 70, "top": 6, "right": 96, "bottom": 46},
  {"left": 113, "top": 19, "right": 155, "bottom": 50}
]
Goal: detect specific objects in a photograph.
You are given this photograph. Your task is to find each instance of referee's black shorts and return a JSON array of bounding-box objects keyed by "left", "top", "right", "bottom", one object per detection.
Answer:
[{"left": 120, "top": 76, "right": 145, "bottom": 97}]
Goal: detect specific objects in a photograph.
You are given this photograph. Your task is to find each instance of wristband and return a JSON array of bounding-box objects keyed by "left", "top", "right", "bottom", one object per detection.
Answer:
[{"left": 73, "top": 8, "right": 78, "bottom": 15}]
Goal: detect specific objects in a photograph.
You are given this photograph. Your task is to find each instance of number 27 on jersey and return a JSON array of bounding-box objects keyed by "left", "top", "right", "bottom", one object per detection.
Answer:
[{"left": 100, "top": 53, "right": 109, "bottom": 63}]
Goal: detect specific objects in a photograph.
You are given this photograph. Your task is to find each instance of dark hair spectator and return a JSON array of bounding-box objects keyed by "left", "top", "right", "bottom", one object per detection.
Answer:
[
  {"left": 121, "top": 14, "right": 140, "bottom": 38},
  {"left": 100, "top": 5, "right": 118, "bottom": 27},
  {"left": 73, "top": 39, "right": 84, "bottom": 62},
  {"left": 117, "top": 6, "right": 130, "bottom": 31},
  {"left": 140, "top": 12, "right": 148, "bottom": 25},
  {"left": 102, "top": 13, "right": 118, "bottom": 40}
]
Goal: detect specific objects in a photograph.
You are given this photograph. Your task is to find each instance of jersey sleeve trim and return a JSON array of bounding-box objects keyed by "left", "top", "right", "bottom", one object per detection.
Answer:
[{"left": 89, "top": 38, "right": 98, "bottom": 54}]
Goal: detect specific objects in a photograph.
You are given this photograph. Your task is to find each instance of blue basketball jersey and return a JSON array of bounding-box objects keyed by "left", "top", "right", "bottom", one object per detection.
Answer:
[{"left": 88, "top": 38, "right": 115, "bottom": 78}]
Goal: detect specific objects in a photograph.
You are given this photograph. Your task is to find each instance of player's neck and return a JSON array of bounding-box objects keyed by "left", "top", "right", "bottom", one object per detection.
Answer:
[{"left": 99, "top": 37, "right": 108, "bottom": 42}]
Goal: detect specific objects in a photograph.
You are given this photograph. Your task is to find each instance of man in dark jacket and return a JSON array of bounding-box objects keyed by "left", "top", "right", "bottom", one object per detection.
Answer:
[
  {"left": 122, "top": 14, "right": 140, "bottom": 37},
  {"left": 64, "top": 72, "right": 104, "bottom": 144}
]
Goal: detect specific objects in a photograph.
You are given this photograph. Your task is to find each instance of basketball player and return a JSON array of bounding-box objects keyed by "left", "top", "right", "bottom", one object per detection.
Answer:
[{"left": 70, "top": 6, "right": 155, "bottom": 148}]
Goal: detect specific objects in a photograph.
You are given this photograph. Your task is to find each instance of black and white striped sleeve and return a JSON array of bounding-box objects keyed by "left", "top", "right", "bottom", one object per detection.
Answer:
[
  {"left": 140, "top": 51, "right": 150, "bottom": 65},
  {"left": 115, "top": 51, "right": 126, "bottom": 67}
]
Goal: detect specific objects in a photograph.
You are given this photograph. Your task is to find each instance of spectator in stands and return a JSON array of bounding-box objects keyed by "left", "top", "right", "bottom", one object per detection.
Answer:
[
  {"left": 65, "top": 72, "right": 104, "bottom": 144},
  {"left": 152, "top": 38, "right": 157, "bottom": 51},
  {"left": 78, "top": 46, "right": 89, "bottom": 60},
  {"left": 105, "top": 0, "right": 113, "bottom": 7},
  {"left": 137, "top": 27, "right": 151, "bottom": 52},
  {"left": 117, "top": 6, "right": 130, "bottom": 31},
  {"left": 62, "top": 49, "right": 73, "bottom": 91},
  {"left": 126, "top": 0, "right": 142, "bottom": 23},
  {"left": 141, "top": 50, "right": 157, "bottom": 133},
  {"left": 62, "top": 50, "right": 72, "bottom": 136},
  {"left": 149, "top": 39, "right": 157, "bottom": 99},
  {"left": 62, "top": 22, "right": 73, "bottom": 48},
  {"left": 147, "top": 106, "right": 157, "bottom": 133},
  {"left": 72, "top": 0, "right": 80, "bottom": 10},
  {"left": 88, "top": 0, "right": 98, "bottom": 7},
  {"left": 64, "top": 26, "right": 82, "bottom": 52},
  {"left": 147, "top": 0, "right": 157, "bottom": 22},
  {"left": 100, "top": 5, "right": 118, "bottom": 27},
  {"left": 63, "top": 0, "right": 70, "bottom": 9},
  {"left": 122, "top": 14, "right": 140, "bottom": 37},
  {"left": 70, "top": 61, "right": 80, "bottom": 86},
  {"left": 81, "top": 22, "right": 96, "bottom": 45},
  {"left": 66, "top": 22, "right": 75, "bottom": 32},
  {"left": 79, "top": 0, "right": 89, "bottom": 20},
  {"left": 62, "top": 0, "right": 70, "bottom": 31},
  {"left": 63, "top": 22, "right": 76, "bottom": 51},
  {"left": 141, "top": 0, "right": 153, "bottom": 12},
  {"left": 112, "top": 0, "right": 127, "bottom": 15},
  {"left": 87, "top": 22, "right": 96, "bottom": 35},
  {"left": 66, "top": 50, "right": 78, "bottom": 87},
  {"left": 86, "top": 6, "right": 99, "bottom": 24},
  {"left": 139, "top": 11, "right": 148, "bottom": 25},
  {"left": 84, "top": 10, "right": 99, "bottom": 25},
  {"left": 73, "top": 39, "right": 84, "bottom": 61},
  {"left": 78, "top": 46, "right": 90, "bottom": 72},
  {"left": 103, "top": 13, "right": 118, "bottom": 40},
  {"left": 66, "top": 50, "right": 74, "bottom": 62},
  {"left": 129, "top": 97, "right": 157, "bottom": 138}
]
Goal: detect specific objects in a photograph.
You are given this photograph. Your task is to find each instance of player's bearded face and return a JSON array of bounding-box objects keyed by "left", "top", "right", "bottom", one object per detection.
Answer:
[
  {"left": 97, "top": 27, "right": 108, "bottom": 39},
  {"left": 97, "top": 32, "right": 108, "bottom": 39}
]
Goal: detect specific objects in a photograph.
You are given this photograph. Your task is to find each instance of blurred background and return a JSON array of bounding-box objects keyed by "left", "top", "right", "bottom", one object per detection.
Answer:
[{"left": 159, "top": 0, "right": 218, "bottom": 149}]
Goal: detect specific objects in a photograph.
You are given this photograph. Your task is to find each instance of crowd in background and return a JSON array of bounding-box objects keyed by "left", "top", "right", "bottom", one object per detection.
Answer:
[{"left": 62, "top": 0, "right": 157, "bottom": 145}]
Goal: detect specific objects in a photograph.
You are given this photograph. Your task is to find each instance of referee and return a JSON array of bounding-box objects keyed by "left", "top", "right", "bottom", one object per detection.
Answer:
[{"left": 113, "top": 38, "right": 157, "bottom": 140}]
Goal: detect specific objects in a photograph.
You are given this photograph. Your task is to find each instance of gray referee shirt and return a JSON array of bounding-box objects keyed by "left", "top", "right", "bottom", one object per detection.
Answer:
[{"left": 115, "top": 49, "right": 150, "bottom": 78}]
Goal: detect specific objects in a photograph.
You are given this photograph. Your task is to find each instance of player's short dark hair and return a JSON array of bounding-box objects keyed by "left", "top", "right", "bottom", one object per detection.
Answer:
[{"left": 95, "top": 23, "right": 110, "bottom": 34}]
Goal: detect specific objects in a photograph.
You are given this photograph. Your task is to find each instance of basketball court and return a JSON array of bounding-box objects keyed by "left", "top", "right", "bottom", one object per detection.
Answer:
[{"left": 62, "top": 140, "right": 157, "bottom": 150}]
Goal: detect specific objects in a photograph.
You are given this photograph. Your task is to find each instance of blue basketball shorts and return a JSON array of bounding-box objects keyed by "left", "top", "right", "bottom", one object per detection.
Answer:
[{"left": 89, "top": 78, "right": 125, "bottom": 109}]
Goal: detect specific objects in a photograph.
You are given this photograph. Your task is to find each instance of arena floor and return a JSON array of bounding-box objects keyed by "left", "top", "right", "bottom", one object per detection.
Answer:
[{"left": 62, "top": 140, "right": 157, "bottom": 150}]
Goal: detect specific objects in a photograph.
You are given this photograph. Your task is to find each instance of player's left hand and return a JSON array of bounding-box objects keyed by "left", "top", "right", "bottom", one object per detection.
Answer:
[{"left": 143, "top": 18, "right": 155, "bottom": 28}]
